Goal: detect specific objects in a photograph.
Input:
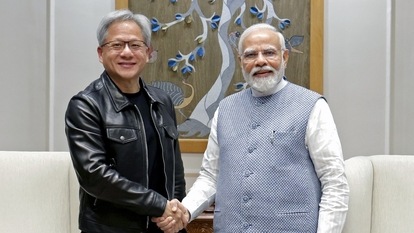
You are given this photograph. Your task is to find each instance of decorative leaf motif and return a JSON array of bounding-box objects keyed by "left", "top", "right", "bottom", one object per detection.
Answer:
[
  {"left": 196, "top": 47, "right": 205, "bottom": 57},
  {"left": 175, "top": 14, "right": 183, "bottom": 20},
  {"left": 250, "top": 7, "right": 259, "bottom": 15},
  {"left": 282, "top": 19, "right": 291, "bottom": 26},
  {"left": 279, "top": 22, "right": 286, "bottom": 30},
  {"left": 257, "top": 12, "right": 264, "bottom": 20},
  {"left": 168, "top": 59, "right": 178, "bottom": 68},
  {"left": 189, "top": 54, "right": 195, "bottom": 61},
  {"left": 181, "top": 66, "right": 193, "bottom": 74},
  {"left": 150, "top": 81, "right": 184, "bottom": 106},
  {"left": 279, "top": 19, "right": 291, "bottom": 31},
  {"left": 234, "top": 82, "right": 246, "bottom": 91},
  {"left": 212, "top": 15, "right": 221, "bottom": 23},
  {"left": 152, "top": 24, "right": 160, "bottom": 32},
  {"left": 151, "top": 18, "right": 159, "bottom": 24},
  {"left": 288, "top": 35, "right": 304, "bottom": 48},
  {"left": 235, "top": 17, "right": 241, "bottom": 25}
]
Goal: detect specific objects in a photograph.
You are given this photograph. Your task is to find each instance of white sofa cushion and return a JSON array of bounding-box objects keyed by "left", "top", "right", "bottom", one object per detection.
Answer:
[
  {"left": 0, "top": 151, "right": 79, "bottom": 233},
  {"left": 370, "top": 155, "right": 414, "bottom": 233},
  {"left": 343, "top": 155, "right": 414, "bottom": 233}
]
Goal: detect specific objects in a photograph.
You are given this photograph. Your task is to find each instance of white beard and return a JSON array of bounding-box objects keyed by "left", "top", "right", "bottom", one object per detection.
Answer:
[{"left": 242, "top": 63, "right": 285, "bottom": 95}]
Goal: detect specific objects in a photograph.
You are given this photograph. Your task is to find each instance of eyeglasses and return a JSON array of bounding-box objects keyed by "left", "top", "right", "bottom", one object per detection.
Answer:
[
  {"left": 100, "top": 40, "right": 148, "bottom": 52},
  {"left": 241, "top": 49, "right": 282, "bottom": 62}
]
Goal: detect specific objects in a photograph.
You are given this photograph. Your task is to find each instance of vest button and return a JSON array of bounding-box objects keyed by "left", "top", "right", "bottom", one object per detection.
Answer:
[
  {"left": 248, "top": 147, "right": 255, "bottom": 153},
  {"left": 244, "top": 170, "right": 251, "bottom": 177},
  {"left": 120, "top": 136, "right": 125, "bottom": 141},
  {"left": 251, "top": 122, "right": 259, "bottom": 129}
]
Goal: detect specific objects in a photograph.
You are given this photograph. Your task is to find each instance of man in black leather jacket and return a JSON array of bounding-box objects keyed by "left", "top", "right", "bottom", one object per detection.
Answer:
[{"left": 65, "top": 9, "right": 187, "bottom": 233}]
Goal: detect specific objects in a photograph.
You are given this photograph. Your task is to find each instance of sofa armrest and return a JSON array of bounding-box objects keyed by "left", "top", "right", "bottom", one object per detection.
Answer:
[{"left": 343, "top": 156, "right": 374, "bottom": 233}]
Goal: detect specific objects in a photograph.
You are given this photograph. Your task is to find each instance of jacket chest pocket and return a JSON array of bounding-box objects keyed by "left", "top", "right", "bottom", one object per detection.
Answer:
[
  {"left": 107, "top": 128, "right": 138, "bottom": 144},
  {"left": 152, "top": 110, "right": 178, "bottom": 140},
  {"left": 162, "top": 124, "right": 178, "bottom": 140}
]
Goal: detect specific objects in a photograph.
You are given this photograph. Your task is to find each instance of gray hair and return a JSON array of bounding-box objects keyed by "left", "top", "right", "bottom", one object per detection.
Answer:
[
  {"left": 238, "top": 23, "right": 285, "bottom": 53},
  {"left": 96, "top": 9, "right": 151, "bottom": 46}
]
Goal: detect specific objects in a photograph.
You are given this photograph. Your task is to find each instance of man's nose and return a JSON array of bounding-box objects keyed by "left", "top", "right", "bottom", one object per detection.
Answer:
[
  {"left": 120, "top": 43, "right": 133, "bottom": 54},
  {"left": 255, "top": 52, "right": 268, "bottom": 65}
]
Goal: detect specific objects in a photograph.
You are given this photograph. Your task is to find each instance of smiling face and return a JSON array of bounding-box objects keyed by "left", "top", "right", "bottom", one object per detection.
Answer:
[
  {"left": 239, "top": 28, "right": 289, "bottom": 94},
  {"left": 97, "top": 20, "right": 150, "bottom": 93}
]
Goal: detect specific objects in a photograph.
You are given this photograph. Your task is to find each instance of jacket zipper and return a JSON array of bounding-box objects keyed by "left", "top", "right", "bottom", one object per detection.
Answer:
[
  {"left": 134, "top": 104, "right": 150, "bottom": 228},
  {"left": 149, "top": 103, "right": 173, "bottom": 199}
]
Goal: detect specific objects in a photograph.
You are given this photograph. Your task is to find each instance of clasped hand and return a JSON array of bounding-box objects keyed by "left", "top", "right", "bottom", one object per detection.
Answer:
[{"left": 151, "top": 199, "right": 189, "bottom": 233}]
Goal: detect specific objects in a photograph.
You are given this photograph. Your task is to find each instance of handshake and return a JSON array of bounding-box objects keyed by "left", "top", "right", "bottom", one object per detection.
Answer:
[{"left": 151, "top": 199, "right": 190, "bottom": 233}]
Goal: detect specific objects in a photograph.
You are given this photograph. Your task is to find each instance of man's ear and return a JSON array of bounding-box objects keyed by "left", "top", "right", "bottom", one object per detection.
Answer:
[
  {"left": 147, "top": 45, "right": 157, "bottom": 63},
  {"left": 238, "top": 55, "right": 243, "bottom": 68},
  {"left": 282, "top": 49, "right": 289, "bottom": 66},
  {"left": 97, "top": 46, "right": 103, "bottom": 63}
]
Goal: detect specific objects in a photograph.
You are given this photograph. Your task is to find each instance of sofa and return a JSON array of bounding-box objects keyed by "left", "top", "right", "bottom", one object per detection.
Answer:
[
  {"left": 343, "top": 155, "right": 414, "bottom": 233},
  {"left": 1, "top": 152, "right": 413, "bottom": 233},
  {"left": 0, "top": 151, "right": 79, "bottom": 233}
]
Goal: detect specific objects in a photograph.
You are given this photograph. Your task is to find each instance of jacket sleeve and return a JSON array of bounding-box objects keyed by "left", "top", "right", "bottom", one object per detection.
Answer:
[{"left": 65, "top": 94, "right": 167, "bottom": 217}]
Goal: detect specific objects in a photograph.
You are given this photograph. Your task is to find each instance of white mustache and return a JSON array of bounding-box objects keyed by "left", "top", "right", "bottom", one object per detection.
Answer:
[{"left": 250, "top": 66, "right": 277, "bottom": 76}]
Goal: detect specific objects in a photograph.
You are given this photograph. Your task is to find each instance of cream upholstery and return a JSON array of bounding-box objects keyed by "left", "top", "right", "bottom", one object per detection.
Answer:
[
  {"left": 0, "top": 151, "right": 79, "bottom": 233},
  {"left": 343, "top": 155, "right": 414, "bottom": 233},
  {"left": 1, "top": 152, "right": 413, "bottom": 233}
]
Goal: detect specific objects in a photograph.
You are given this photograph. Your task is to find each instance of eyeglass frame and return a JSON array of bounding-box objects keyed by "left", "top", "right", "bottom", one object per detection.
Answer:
[
  {"left": 239, "top": 48, "right": 285, "bottom": 63},
  {"left": 100, "top": 40, "right": 148, "bottom": 52}
]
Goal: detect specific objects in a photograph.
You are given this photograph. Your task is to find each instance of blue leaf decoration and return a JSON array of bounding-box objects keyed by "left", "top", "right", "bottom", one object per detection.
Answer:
[
  {"left": 212, "top": 15, "right": 221, "bottom": 23},
  {"left": 250, "top": 7, "right": 258, "bottom": 15},
  {"left": 289, "top": 35, "right": 304, "bottom": 47},
  {"left": 168, "top": 59, "right": 178, "bottom": 68},
  {"left": 189, "top": 54, "right": 195, "bottom": 61},
  {"left": 257, "top": 12, "right": 264, "bottom": 20},
  {"left": 235, "top": 17, "right": 242, "bottom": 25},
  {"left": 151, "top": 18, "right": 159, "bottom": 24},
  {"left": 234, "top": 82, "right": 245, "bottom": 91},
  {"left": 197, "top": 47, "right": 205, "bottom": 57},
  {"left": 152, "top": 24, "right": 160, "bottom": 32},
  {"left": 211, "top": 22, "right": 218, "bottom": 29},
  {"left": 181, "top": 66, "right": 187, "bottom": 74},
  {"left": 282, "top": 19, "right": 291, "bottom": 26},
  {"left": 279, "top": 22, "right": 285, "bottom": 30},
  {"left": 181, "top": 66, "right": 193, "bottom": 74},
  {"left": 175, "top": 14, "right": 183, "bottom": 20},
  {"left": 170, "top": 0, "right": 177, "bottom": 3},
  {"left": 176, "top": 54, "right": 183, "bottom": 59}
]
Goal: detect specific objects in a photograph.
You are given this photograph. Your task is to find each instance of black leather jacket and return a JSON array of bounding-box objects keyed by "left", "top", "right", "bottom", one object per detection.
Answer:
[{"left": 65, "top": 72, "right": 186, "bottom": 233}]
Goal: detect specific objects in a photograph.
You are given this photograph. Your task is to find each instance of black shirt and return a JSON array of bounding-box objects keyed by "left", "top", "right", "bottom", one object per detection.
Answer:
[{"left": 123, "top": 90, "right": 167, "bottom": 199}]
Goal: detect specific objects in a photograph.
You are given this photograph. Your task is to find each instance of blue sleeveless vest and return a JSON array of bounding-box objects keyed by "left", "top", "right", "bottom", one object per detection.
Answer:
[{"left": 214, "top": 82, "right": 322, "bottom": 232}]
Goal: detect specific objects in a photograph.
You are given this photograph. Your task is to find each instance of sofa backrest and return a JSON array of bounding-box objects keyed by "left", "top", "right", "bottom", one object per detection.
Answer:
[
  {"left": 0, "top": 151, "right": 80, "bottom": 233},
  {"left": 343, "top": 155, "right": 414, "bottom": 233}
]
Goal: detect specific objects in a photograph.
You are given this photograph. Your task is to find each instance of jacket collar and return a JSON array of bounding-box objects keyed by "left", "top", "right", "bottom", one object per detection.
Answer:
[{"left": 101, "top": 71, "right": 166, "bottom": 112}]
